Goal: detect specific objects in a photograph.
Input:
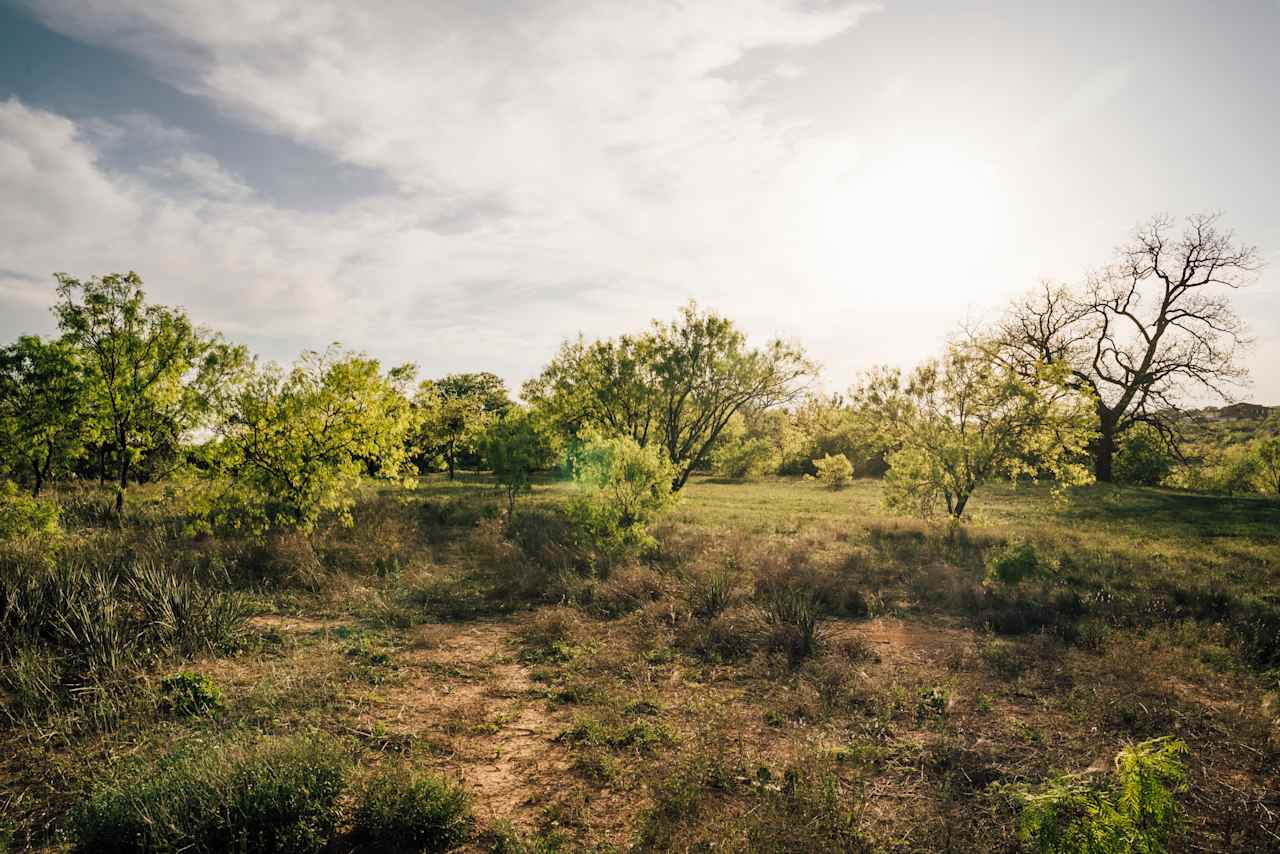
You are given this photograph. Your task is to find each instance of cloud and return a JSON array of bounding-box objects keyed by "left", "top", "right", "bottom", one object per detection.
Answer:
[{"left": 4, "top": 2, "right": 884, "bottom": 386}]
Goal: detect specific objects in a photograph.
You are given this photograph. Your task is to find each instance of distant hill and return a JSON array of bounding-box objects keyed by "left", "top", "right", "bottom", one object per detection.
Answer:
[
  {"left": 1174, "top": 402, "right": 1279, "bottom": 458},
  {"left": 1194, "top": 402, "right": 1274, "bottom": 422}
]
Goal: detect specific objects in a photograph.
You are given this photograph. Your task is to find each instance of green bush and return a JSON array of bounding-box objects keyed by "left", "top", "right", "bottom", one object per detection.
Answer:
[
  {"left": 711, "top": 437, "right": 777, "bottom": 480},
  {"left": 351, "top": 764, "right": 474, "bottom": 852},
  {"left": 0, "top": 481, "right": 60, "bottom": 540},
  {"left": 159, "top": 672, "right": 223, "bottom": 718},
  {"left": 1013, "top": 737, "right": 1188, "bottom": 854},
  {"left": 568, "top": 435, "right": 677, "bottom": 562},
  {"left": 1114, "top": 424, "right": 1175, "bottom": 486},
  {"left": 812, "top": 453, "right": 853, "bottom": 490},
  {"left": 72, "top": 733, "right": 349, "bottom": 853},
  {"left": 985, "top": 541, "right": 1055, "bottom": 587}
]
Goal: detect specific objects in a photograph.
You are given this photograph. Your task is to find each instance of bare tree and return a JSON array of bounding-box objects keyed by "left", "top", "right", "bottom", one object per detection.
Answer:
[{"left": 990, "top": 214, "right": 1258, "bottom": 481}]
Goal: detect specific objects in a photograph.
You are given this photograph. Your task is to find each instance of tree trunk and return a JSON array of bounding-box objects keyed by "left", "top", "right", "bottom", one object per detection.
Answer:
[
  {"left": 447, "top": 452, "right": 455, "bottom": 480},
  {"left": 952, "top": 493, "right": 968, "bottom": 519},
  {"left": 1094, "top": 424, "right": 1116, "bottom": 483},
  {"left": 115, "top": 453, "right": 129, "bottom": 515}
]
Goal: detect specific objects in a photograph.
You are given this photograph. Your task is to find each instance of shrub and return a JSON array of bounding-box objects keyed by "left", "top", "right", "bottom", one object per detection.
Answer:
[
  {"left": 483, "top": 411, "right": 556, "bottom": 516},
  {"left": 72, "top": 734, "right": 349, "bottom": 853},
  {"left": 1012, "top": 737, "right": 1188, "bottom": 854},
  {"left": 812, "top": 453, "right": 853, "bottom": 490},
  {"left": 351, "top": 764, "right": 473, "bottom": 852},
  {"left": 742, "top": 761, "right": 873, "bottom": 853},
  {"left": 0, "top": 481, "right": 60, "bottom": 540},
  {"left": 568, "top": 435, "right": 677, "bottom": 562},
  {"left": 985, "top": 541, "right": 1055, "bottom": 587},
  {"left": 159, "top": 672, "right": 223, "bottom": 718},
  {"left": 711, "top": 437, "right": 777, "bottom": 480},
  {"left": 1114, "top": 424, "right": 1175, "bottom": 486}
]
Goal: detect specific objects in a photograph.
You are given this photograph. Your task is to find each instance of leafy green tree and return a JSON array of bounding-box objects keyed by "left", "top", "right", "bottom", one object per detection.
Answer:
[
  {"left": 860, "top": 342, "right": 1096, "bottom": 519},
  {"left": 52, "top": 272, "right": 209, "bottom": 513},
  {"left": 412, "top": 373, "right": 511, "bottom": 479},
  {"left": 1114, "top": 423, "right": 1176, "bottom": 487},
  {"left": 482, "top": 410, "right": 556, "bottom": 515},
  {"left": 0, "top": 336, "right": 90, "bottom": 495},
  {"left": 524, "top": 303, "right": 813, "bottom": 491},
  {"left": 210, "top": 347, "right": 415, "bottom": 531}
]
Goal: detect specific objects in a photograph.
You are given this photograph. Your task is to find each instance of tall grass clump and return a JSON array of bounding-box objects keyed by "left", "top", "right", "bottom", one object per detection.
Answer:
[
  {"left": 71, "top": 734, "right": 349, "bottom": 854},
  {"left": 0, "top": 545, "right": 248, "bottom": 687},
  {"left": 758, "top": 582, "right": 824, "bottom": 660},
  {"left": 351, "top": 764, "right": 474, "bottom": 852}
]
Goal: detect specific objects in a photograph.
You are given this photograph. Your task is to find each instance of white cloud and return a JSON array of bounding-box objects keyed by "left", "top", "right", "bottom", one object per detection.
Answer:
[{"left": 5, "top": 2, "right": 887, "bottom": 384}]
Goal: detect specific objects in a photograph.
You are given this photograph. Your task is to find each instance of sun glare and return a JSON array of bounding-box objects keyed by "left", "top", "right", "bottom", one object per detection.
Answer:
[{"left": 810, "top": 144, "right": 1010, "bottom": 303}]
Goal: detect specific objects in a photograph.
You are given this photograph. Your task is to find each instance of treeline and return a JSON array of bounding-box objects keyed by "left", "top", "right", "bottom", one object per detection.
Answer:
[{"left": 1, "top": 214, "right": 1276, "bottom": 535}]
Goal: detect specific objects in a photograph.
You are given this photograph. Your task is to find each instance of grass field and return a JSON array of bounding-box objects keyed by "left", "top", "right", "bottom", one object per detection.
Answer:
[{"left": 2, "top": 475, "right": 1278, "bottom": 852}]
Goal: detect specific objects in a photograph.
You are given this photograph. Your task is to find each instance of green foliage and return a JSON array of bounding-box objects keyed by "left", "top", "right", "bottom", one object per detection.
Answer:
[
  {"left": 71, "top": 734, "right": 349, "bottom": 854},
  {"left": 524, "top": 302, "right": 813, "bottom": 491},
  {"left": 483, "top": 410, "right": 556, "bottom": 515},
  {"left": 710, "top": 434, "right": 777, "bottom": 480},
  {"left": 1013, "top": 737, "right": 1189, "bottom": 854},
  {"left": 985, "top": 541, "right": 1056, "bottom": 587},
  {"left": 411, "top": 373, "right": 511, "bottom": 479},
  {"left": 0, "top": 336, "right": 89, "bottom": 495},
  {"left": 0, "top": 481, "right": 61, "bottom": 540},
  {"left": 860, "top": 343, "right": 1096, "bottom": 519},
  {"left": 812, "top": 453, "right": 853, "bottom": 490},
  {"left": 208, "top": 346, "right": 415, "bottom": 531},
  {"left": 0, "top": 550, "right": 247, "bottom": 679},
  {"left": 52, "top": 272, "right": 228, "bottom": 513},
  {"left": 159, "top": 672, "right": 223, "bottom": 718},
  {"left": 568, "top": 434, "right": 677, "bottom": 560},
  {"left": 351, "top": 764, "right": 474, "bottom": 852},
  {"left": 1114, "top": 424, "right": 1175, "bottom": 487},
  {"left": 1257, "top": 436, "right": 1280, "bottom": 495}
]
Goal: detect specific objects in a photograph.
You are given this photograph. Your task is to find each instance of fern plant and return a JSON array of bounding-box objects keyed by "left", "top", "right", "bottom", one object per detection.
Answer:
[{"left": 1014, "top": 737, "right": 1188, "bottom": 854}]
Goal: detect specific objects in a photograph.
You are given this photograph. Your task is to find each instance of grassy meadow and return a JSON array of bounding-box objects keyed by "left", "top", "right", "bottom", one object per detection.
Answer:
[{"left": 2, "top": 474, "right": 1278, "bottom": 852}]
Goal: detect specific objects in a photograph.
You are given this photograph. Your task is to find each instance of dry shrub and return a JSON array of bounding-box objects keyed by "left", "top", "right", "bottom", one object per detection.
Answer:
[
  {"left": 752, "top": 546, "right": 868, "bottom": 619},
  {"left": 411, "top": 623, "right": 453, "bottom": 651},
  {"left": 592, "top": 565, "right": 676, "bottom": 616},
  {"left": 677, "top": 604, "right": 762, "bottom": 661},
  {"left": 318, "top": 491, "right": 421, "bottom": 576},
  {"left": 236, "top": 530, "right": 332, "bottom": 591},
  {"left": 803, "top": 654, "right": 865, "bottom": 711},
  {"left": 516, "top": 606, "right": 584, "bottom": 661}
]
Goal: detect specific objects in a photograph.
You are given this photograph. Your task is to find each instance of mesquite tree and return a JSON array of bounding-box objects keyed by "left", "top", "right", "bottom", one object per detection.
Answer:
[
  {"left": 524, "top": 303, "right": 814, "bottom": 490},
  {"left": 53, "top": 272, "right": 206, "bottom": 513}
]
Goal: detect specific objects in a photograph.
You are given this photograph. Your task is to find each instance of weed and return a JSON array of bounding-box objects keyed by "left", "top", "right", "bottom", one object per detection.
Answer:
[
  {"left": 71, "top": 733, "right": 349, "bottom": 853},
  {"left": 158, "top": 672, "right": 223, "bottom": 718},
  {"left": 351, "top": 763, "right": 473, "bottom": 852}
]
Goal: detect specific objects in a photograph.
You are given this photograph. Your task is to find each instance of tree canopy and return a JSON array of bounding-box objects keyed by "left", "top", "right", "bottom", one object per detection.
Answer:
[
  {"left": 524, "top": 303, "right": 814, "bottom": 490},
  {"left": 857, "top": 342, "right": 1097, "bottom": 519}
]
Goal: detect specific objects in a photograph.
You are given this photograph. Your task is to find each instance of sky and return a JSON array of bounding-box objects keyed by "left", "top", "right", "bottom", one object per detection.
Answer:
[{"left": 2, "top": 0, "right": 1278, "bottom": 403}]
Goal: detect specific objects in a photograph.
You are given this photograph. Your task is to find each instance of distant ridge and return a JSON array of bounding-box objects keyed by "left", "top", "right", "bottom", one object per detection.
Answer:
[{"left": 1193, "top": 403, "right": 1275, "bottom": 421}]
